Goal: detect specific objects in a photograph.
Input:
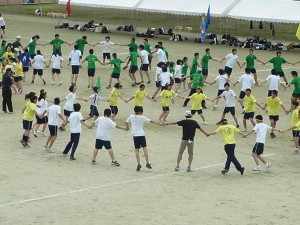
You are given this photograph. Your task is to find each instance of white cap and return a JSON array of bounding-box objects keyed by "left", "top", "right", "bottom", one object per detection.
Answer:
[
  {"left": 185, "top": 111, "right": 192, "bottom": 117},
  {"left": 16, "top": 35, "right": 21, "bottom": 39},
  {"left": 14, "top": 48, "right": 20, "bottom": 52},
  {"left": 197, "top": 67, "right": 202, "bottom": 72}
]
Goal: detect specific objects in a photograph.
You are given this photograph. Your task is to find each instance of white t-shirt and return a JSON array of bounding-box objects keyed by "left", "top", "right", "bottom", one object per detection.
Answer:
[
  {"left": 220, "top": 89, "right": 236, "bottom": 107},
  {"left": 215, "top": 74, "right": 228, "bottom": 90},
  {"left": 0, "top": 17, "right": 5, "bottom": 26},
  {"left": 238, "top": 74, "right": 255, "bottom": 91},
  {"left": 225, "top": 53, "right": 238, "bottom": 68},
  {"left": 266, "top": 75, "right": 281, "bottom": 91},
  {"left": 155, "top": 67, "right": 162, "bottom": 82},
  {"left": 95, "top": 116, "right": 116, "bottom": 141},
  {"left": 126, "top": 115, "right": 151, "bottom": 136},
  {"left": 64, "top": 92, "right": 77, "bottom": 111},
  {"left": 36, "top": 99, "right": 48, "bottom": 115},
  {"left": 160, "top": 72, "right": 173, "bottom": 87},
  {"left": 33, "top": 55, "right": 45, "bottom": 70},
  {"left": 100, "top": 41, "right": 114, "bottom": 53},
  {"left": 68, "top": 112, "right": 83, "bottom": 133},
  {"left": 157, "top": 49, "right": 167, "bottom": 63},
  {"left": 69, "top": 50, "right": 82, "bottom": 66},
  {"left": 174, "top": 65, "right": 182, "bottom": 78},
  {"left": 253, "top": 123, "right": 272, "bottom": 144},
  {"left": 89, "top": 93, "right": 102, "bottom": 106},
  {"left": 140, "top": 50, "right": 149, "bottom": 64},
  {"left": 51, "top": 55, "right": 63, "bottom": 69},
  {"left": 47, "top": 105, "right": 61, "bottom": 126}
]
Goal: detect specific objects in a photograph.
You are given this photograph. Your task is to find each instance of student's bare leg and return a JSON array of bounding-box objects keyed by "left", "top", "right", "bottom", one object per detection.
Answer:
[
  {"left": 71, "top": 74, "right": 75, "bottom": 83},
  {"left": 254, "top": 73, "right": 258, "bottom": 84},
  {"left": 92, "top": 149, "right": 99, "bottom": 161},
  {"left": 200, "top": 114, "right": 206, "bottom": 122},
  {"left": 135, "top": 149, "right": 140, "bottom": 165},
  {"left": 282, "top": 75, "right": 288, "bottom": 84},
  {"left": 139, "top": 71, "right": 144, "bottom": 82},
  {"left": 232, "top": 114, "right": 239, "bottom": 126},
  {"left": 42, "top": 123, "right": 47, "bottom": 133},
  {"left": 158, "top": 111, "right": 165, "bottom": 122},
  {"left": 162, "top": 111, "right": 170, "bottom": 121},
  {"left": 48, "top": 136, "right": 57, "bottom": 148},
  {"left": 46, "top": 136, "right": 52, "bottom": 146},
  {"left": 257, "top": 155, "right": 267, "bottom": 164},
  {"left": 252, "top": 153, "right": 260, "bottom": 165},
  {"left": 74, "top": 74, "right": 78, "bottom": 85},
  {"left": 108, "top": 77, "right": 112, "bottom": 86},
  {"left": 250, "top": 118, "right": 256, "bottom": 127},
  {"left": 145, "top": 71, "right": 151, "bottom": 82},
  {"left": 52, "top": 73, "right": 55, "bottom": 83},
  {"left": 293, "top": 136, "right": 299, "bottom": 148},
  {"left": 152, "top": 87, "right": 160, "bottom": 99},
  {"left": 108, "top": 148, "right": 115, "bottom": 161},
  {"left": 243, "top": 119, "right": 247, "bottom": 130},
  {"left": 143, "top": 148, "right": 149, "bottom": 164}
]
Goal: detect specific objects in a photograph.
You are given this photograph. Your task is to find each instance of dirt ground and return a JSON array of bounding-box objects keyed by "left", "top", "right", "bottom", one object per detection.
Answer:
[{"left": 0, "top": 14, "right": 300, "bottom": 225}]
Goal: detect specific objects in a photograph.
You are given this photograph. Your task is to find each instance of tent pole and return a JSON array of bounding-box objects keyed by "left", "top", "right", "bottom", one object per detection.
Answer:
[
  {"left": 226, "top": 17, "right": 228, "bottom": 37},
  {"left": 219, "top": 17, "right": 221, "bottom": 37}
]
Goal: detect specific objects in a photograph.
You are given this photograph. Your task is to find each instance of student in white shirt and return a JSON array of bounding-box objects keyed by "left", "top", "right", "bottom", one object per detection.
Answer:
[
  {"left": 0, "top": 14, "right": 5, "bottom": 38},
  {"left": 139, "top": 44, "right": 151, "bottom": 84},
  {"left": 152, "top": 45, "right": 167, "bottom": 63},
  {"left": 160, "top": 66, "right": 173, "bottom": 88},
  {"left": 31, "top": 50, "right": 47, "bottom": 85},
  {"left": 220, "top": 48, "right": 241, "bottom": 77},
  {"left": 173, "top": 59, "right": 183, "bottom": 93},
  {"left": 94, "top": 36, "right": 116, "bottom": 64},
  {"left": 68, "top": 44, "right": 82, "bottom": 85},
  {"left": 125, "top": 106, "right": 161, "bottom": 171},
  {"left": 244, "top": 115, "right": 278, "bottom": 171},
  {"left": 151, "top": 62, "right": 164, "bottom": 99},
  {"left": 33, "top": 89, "right": 49, "bottom": 137},
  {"left": 44, "top": 98, "right": 65, "bottom": 153},
  {"left": 207, "top": 69, "right": 228, "bottom": 110},
  {"left": 213, "top": 82, "right": 239, "bottom": 128},
  {"left": 260, "top": 69, "right": 286, "bottom": 96},
  {"left": 48, "top": 50, "right": 63, "bottom": 85},
  {"left": 90, "top": 108, "right": 128, "bottom": 166},
  {"left": 63, "top": 103, "right": 90, "bottom": 160}
]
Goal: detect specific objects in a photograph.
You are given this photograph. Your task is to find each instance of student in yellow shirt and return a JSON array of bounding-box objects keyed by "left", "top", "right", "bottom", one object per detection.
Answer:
[
  {"left": 108, "top": 83, "right": 126, "bottom": 120},
  {"left": 0, "top": 62, "right": 2, "bottom": 86},
  {"left": 289, "top": 101, "right": 300, "bottom": 153},
  {"left": 13, "top": 57, "right": 23, "bottom": 93},
  {"left": 241, "top": 88, "right": 263, "bottom": 132},
  {"left": 209, "top": 119, "right": 245, "bottom": 175},
  {"left": 126, "top": 84, "right": 153, "bottom": 106},
  {"left": 262, "top": 90, "right": 289, "bottom": 138}
]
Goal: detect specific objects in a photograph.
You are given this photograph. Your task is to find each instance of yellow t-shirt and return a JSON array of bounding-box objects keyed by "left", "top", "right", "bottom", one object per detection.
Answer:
[
  {"left": 134, "top": 90, "right": 147, "bottom": 106},
  {"left": 291, "top": 109, "right": 300, "bottom": 130},
  {"left": 215, "top": 125, "right": 239, "bottom": 144},
  {"left": 190, "top": 93, "right": 207, "bottom": 110},
  {"left": 14, "top": 62, "right": 23, "bottom": 77},
  {"left": 296, "top": 121, "right": 300, "bottom": 129},
  {"left": 267, "top": 97, "right": 282, "bottom": 116},
  {"left": 23, "top": 102, "right": 37, "bottom": 121},
  {"left": 160, "top": 90, "right": 176, "bottom": 107},
  {"left": 244, "top": 95, "right": 256, "bottom": 113},
  {"left": 109, "top": 88, "right": 120, "bottom": 106}
]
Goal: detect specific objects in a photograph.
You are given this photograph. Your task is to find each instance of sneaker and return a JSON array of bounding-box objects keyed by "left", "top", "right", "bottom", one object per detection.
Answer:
[
  {"left": 41, "top": 132, "right": 46, "bottom": 137},
  {"left": 24, "top": 143, "right": 30, "bottom": 148},
  {"left": 111, "top": 160, "right": 120, "bottom": 166},
  {"left": 146, "top": 163, "right": 152, "bottom": 169},
  {"left": 70, "top": 156, "right": 76, "bottom": 160},
  {"left": 43, "top": 80, "right": 46, "bottom": 85},
  {"left": 147, "top": 80, "right": 151, "bottom": 84},
  {"left": 216, "top": 121, "right": 222, "bottom": 125},
  {"left": 240, "top": 167, "right": 245, "bottom": 175},
  {"left": 88, "top": 84, "right": 91, "bottom": 88},
  {"left": 58, "top": 82, "right": 62, "bottom": 86},
  {"left": 202, "top": 105, "right": 207, "bottom": 109},
  {"left": 270, "top": 132, "right": 276, "bottom": 138},
  {"left": 182, "top": 105, "right": 187, "bottom": 107},
  {"left": 293, "top": 149, "right": 299, "bottom": 155},
  {"left": 106, "top": 85, "right": 111, "bottom": 89},
  {"left": 174, "top": 166, "right": 180, "bottom": 171},
  {"left": 186, "top": 166, "right": 191, "bottom": 172},
  {"left": 51, "top": 82, "right": 56, "bottom": 85},
  {"left": 136, "top": 164, "right": 142, "bottom": 171},
  {"left": 131, "top": 82, "right": 136, "bottom": 87},
  {"left": 91, "top": 160, "right": 96, "bottom": 165},
  {"left": 31, "top": 80, "right": 34, "bottom": 84},
  {"left": 48, "top": 148, "right": 55, "bottom": 153},
  {"left": 236, "top": 124, "right": 240, "bottom": 128},
  {"left": 221, "top": 169, "right": 229, "bottom": 174},
  {"left": 33, "top": 132, "right": 37, "bottom": 137},
  {"left": 204, "top": 121, "right": 208, "bottom": 125},
  {"left": 213, "top": 106, "right": 217, "bottom": 111},
  {"left": 171, "top": 98, "right": 175, "bottom": 104},
  {"left": 241, "top": 110, "right": 245, "bottom": 114},
  {"left": 20, "top": 139, "right": 27, "bottom": 147},
  {"left": 265, "top": 163, "right": 271, "bottom": 170},
  {"left": 252, "top": 165, "right": 262, "bottom": 171},
  {"left": 242, "top": 129, "right": 247, "bottom": 132}
]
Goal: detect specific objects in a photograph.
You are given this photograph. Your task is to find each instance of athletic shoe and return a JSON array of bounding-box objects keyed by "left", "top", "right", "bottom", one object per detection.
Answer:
[
  {"left": 136, "top": 164, "right": 142, "bottom": 171},
  {"left": 91, "top": 160, "right": 96, "bottom": 165},
  {"left": 43, "top": 80, "right": 46, "bottom": 85},
  {"left": 111, "top": 160, "right": 120, "bottom": 166},
  {"left": 70, "top": 156, "right": 76, "bottom": 160},
  {"left": 41, "top": 132, "right": 46, "bottom": 137},
  {"left": 221, "top": 169, "right": 229, "bottom": 174},
  {"left": 146, "top": 163, "right": 152, "bottom": 169},
  {"left": 202, "top": 105, "right": 207, "bottom": 109},
  {"left": 293, "top": 149, "right": 299, "bottom": 155},
  {"left": 204, "top": 121, "right": 208, "bottom": 125},
  {"left": 33, "top": 132, "right": 37, "bottom": 137},
  {"left": 240, "top": 167, "right": 245, "bottom": 175},
  {"left": 106, "top": 85, "right": 111, "bottom": 89},
  {"left": 186, "top": 166, "right": 191, "bottom": 172},
  {"left": 48, "top": 148, "right": 55, "bottom": 153},
  {"left": 270, "top": 132, "right": 276, "bottom": 138},
  {"left": 31, "top": 80, "right": 34, "bottom": 84},
  {"left": 58, "top": 82, "right": 62, "bottom": 86},
  {"left": 265, "top": 163, "right": 272, "bottom": 170},
  {"left": 252, "top": 165, "right": 262, "bottom": 171},
  {"left": 24, "top": 143, "right": 30, "bottom": 148},
  {"left": 20, "top": 140, "right": 27, "bottom": 147},
  {"left": 213, "top": 106, "right": 217, "bottom": 111},
  {"left": 241, "top": 110, "right": 245, "bottom": 114},
  {"left": 236, "top": 124, "right": 240, "bottom": 128},
  {"left": 174, "top": 166, "right": 180, "bottom": 171},
  {"left": 51, "top": 82, "right": 56, "bottom": 85},
  {"left": 147, "top": 80, "right": 151, "bottom": 84},
  {"left": 242, "top": 129, "right": 247, "bottom": 132},
  {"left": 216, "top": 121, "right": 222, "bottom": 125}
]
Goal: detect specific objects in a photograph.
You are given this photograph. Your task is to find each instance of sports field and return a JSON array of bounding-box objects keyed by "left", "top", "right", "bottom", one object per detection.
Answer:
[{"left": 0, "top": 13, "right": 300, "bottom": 225}]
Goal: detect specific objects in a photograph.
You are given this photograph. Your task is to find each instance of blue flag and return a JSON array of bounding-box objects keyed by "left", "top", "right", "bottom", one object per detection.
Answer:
[{"left": 205, "top": 4, "right": 210, "bottom": 30}]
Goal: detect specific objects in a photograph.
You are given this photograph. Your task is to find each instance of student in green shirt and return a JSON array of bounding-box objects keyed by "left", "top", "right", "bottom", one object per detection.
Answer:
[
  {"left": 75, "top": 35, "right": 94, "bottom": 55},
  {"left": 143, "top": 38, "right": 152, "bottom": 70},
  {"left": 288, "top": 71, "right": 300, "bottom": 99},
  {"left": 123, "top": 47, "right": 139, "bottom": 86},
  {"left": 12, "top": 35, "right": 24, "bottom": 52},
  {"left": 264, "top": 51, "right": 293, "bottom": 85},
  {"left": 24, "top": 35, "right": 41, "bottom": 59},
  {"left": 82, "top": 49, "right": 102, "bottom": 88},
  {"left": 201, "top": 48, "right": 221, "bottom": 80},
  {"left": 104, "top": 53, "right": 124, "bottom": 89},
  {"left": 44, "top": 34, "right": 71, "bottom": 55},
  {"left": 187, "top": 53, "right": 201, "bottom": 89},
  {"left": 181, "top": 57, "right": 189, "bottom": 90}
]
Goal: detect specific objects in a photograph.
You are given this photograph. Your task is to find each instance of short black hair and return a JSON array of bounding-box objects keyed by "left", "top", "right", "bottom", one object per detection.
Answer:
[
  {"left": 162, "top": 66, "right": 167, "bottom": 72},
  {"left": 205, "top": 48, "right": 210, "bottom": 53},
  {"left": 271, "top": 69, "right": 277, "bottom": 75},
  {"left": 255, "top": 115, "right": 263, "bottom": 121},
  {"left": 194, "top": 53, "right": 199, "bottom": 57},
  {"left": 82, "top": 35, "right": 87, "bottom": 39},
  {"left": 112, "top": 53, "right": 117, "bottom": 58},
  {"left": 69, "top": 85, "right": 76, "bottom": 92},
  {"left": 89, "top": 49, "right": 94, "bottom": 54},
  {"left": 140, "top": 83, "right": 145, "bottom": 88},
  {"left": 224, "top": 82, "right": 230, "bottom": 87},
  {"left": 245, "top": 88, "right": 251, "bottom": 92},
  {"left": 134, "top": 106, "right": 143, "bottom": 113},
  {"left": 104, "top": 108, "right": 112, "bottom": 117},
  {"left": 114, "top": 83, "right": 121, "bottom": 88},
  {"left": 139, "top": 44, "right": 144, "bottom": 50},
  {"left": 73, "top": 103, "right": 81, "bottom": 112},
  {"left": 271, "top": 90, "right": 278, "bottom": 96},
  {"left": 219, "top": 69, "right": 224, "bottom": 75},
  {"left": 55, "top": 34, "right": 59, "bottom": 37},
  {"left": 54, "top": 97, "right": 60, "bottom": 105},
  {"left": 291, "top": 71, "right": 298, "bottom": 77},
  {"left": 74, "top": 44, "right": 79, "bottom": 50},
  {"left": 245, "top": 68, "right": 250, "bottom": 74}
]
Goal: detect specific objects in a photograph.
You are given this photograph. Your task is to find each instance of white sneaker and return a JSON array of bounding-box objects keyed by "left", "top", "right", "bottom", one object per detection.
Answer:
[
  {"left": 252, "top": 165, "right": 262, "bottom": 171},
  {"left": 174, "top": 166, "right": 180, "bottom": 171},
  {"left": 48, "top": 148, "right": 55, "bottom": 153},
  {"left": 204, "top": 121, "right": 208, "bottom": 125},
  {"left": 51, "top": 82, "right": 56, "bottom": 85},
  {"left": 265, "top": 163, "right": 272, "bottom": 170},
  {"left": 213, "top": 106, "right": 217, "bottom": 110},
  {"left": 41, "top": 132, "right": 46, "bottom": 137},
  {"left": 44, "top": 145, "right": 49, "bottom": 151},
  {"left": 242, "top": 129, "right": 247, "bottom": 132}
]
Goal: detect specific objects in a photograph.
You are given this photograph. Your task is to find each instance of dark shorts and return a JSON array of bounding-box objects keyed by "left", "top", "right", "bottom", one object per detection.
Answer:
[
  {"left": 133, "top": 136, "right": 147, "bottom": 149},
  {"left": 48, "top": 125, "right": 58, "bottom": 136},
  {"left": 89, "top": 105, "right": 99, "bottom": 117},
  {"left": 202, "top": 69, "right": 208, "bottom": 76},
  {"left": 129, "top": 66, "right": 138, "bottom": 74},
  {"left": 103, "top": 53, "right": 111, "bottom": 60},
  {"left": 244, "top": 112, "right": 254, "bottom": 120},
  {"left": 23, "top": 67, "right": 29, "bottom": 72},
  {"left": 247, "top": 68, "right": 257, "bottom": 74},
  {"left": 181, "top": 75, "right": 186, "bottom": 82},
  {"left": 292, "top": 93, "right": 300, "bottom": 99},
  {"left": 191, "top": 109, "right": 203, "bottom": 115},
  {"left": 72, "top": 65, "right": 80, "bottom": 74},
  {"left": 110, "top": 105, "right": 118, "bottom": 115},
  {"left": 217, "top": 89, "right": 225, "bottom": 96},
  {"left": 64, "top": 109, "right": 72, "bottom": 117},
  {"left": 1, "top": 25, "right": 5, "bottom": 30},
  {"left": 175, "top": 78, "right": 181, "bottom": 84},
  {"left": 88, "top": 68, "right": 95, "bottom": 77},
  {"left": 156, "top": 81, "right": 161, "bottom": 88},
  {"left": 223, "top": 107, "right": 235, "bottom": 115},
  {"left": 29, "top": 54, "right": 36, "bottom": 60},
  {"left": 111, "top": 73, "right": 120, "bottom": 79},
  {"left": 269, "top": 115, "right": 279, "bottom": 121},
  {"left": 292, "top": 130, "right": 300, "bottom": 138},
  {"left": 140, "top": 64, "right": 149, "bottom": 72},
  {"left": 277, "top": 71, "right": 285, "bottom": 77},
  {"left": 252, "top": 142, "right": 264, "bottom": 155},
  {"left": 36, "top": 115, "right": 48, "bottom": 124},
  {"left": 148, "top": 55, "right": 152, "bottom": 64},
  {"left": 13, "top": 76, "right": 22, "bottom": 82},
  {"left": 239, "top": 91, "right": 246, "bottom": 99},
  {"left": 33, "top": 69, "right": 43, "bottom": 76},
  {"left": 162, "top": 106, "right": 170, "bottom": 112},
  {"left": 52, "top": 68, "right": 61, "bottom": 74},
  {"left": 224, "top": 66, "right": 233, "bottom": 76},
  {"left": 23, "top": 120, "right": 33, "bottom": 130},
  {"left": 95, "top": 139, "right": 112, "bottom": 150}
]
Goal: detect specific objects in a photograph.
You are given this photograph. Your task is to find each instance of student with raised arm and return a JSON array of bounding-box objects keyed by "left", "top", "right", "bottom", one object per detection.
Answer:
[
  {"left": 82, "top": 48, "right": 102, "bottom": 88},
  {"left": 220, "top": 48, "right": 241, "bottom": 77},
  {"left": 260, "top": 69, "right": 286, "bottom": 97}
]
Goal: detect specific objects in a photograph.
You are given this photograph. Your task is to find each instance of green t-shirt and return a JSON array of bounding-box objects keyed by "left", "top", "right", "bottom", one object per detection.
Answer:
[
  {"left": 291, "top": 77, "right": 300, "bottom": 94},
  {"left": 129, "top": 51, "right": 138, "bottom": 67},
  {"left": 50, "top": 39, "right": 64, "bottom": 53},
  {"left": 191, "top": 72, "right": 204, "bottom": 89},
  {"left": 190, "top": 58, "right": 198, "bottom": 75},
  {"left": 245, "top": 54, "right": 257, "bottom": 69},
  {"left": 28, "top": 41, "right": 37, "bottom": 55},
  {"left": 181, "top": 62, "right": 188, "bottom": 75},
  {"left": 12, "top": 41, "right": 22, "bottom": 49},
  {"left": 144, "top": 43, "right": 151, "bottom": 53},
  {"left": 269, "top": 57, "right": 286, "bottom": 72},
  {"left": 128, "top": 43, "right": 138, "bottom": 52},
  {"left": 162, "top": 47, "right": 169, "bottom": 59},
  {"left": 76, "top": 39, "right": 88, "bottom": 53},
  {"left": 169, "top": 67, "right": 175, "bottom": 74},
  {"left": 110, "top": 58, "right": 124, "bottom": 74},
  {"left": 0, "top": 45, "right": 5, "bottom": 57},
  {"left": 85, "top": 54, "right": 99, "bottom": 69},
  {"left": 201, "top": 54, "right": 212, "bottom": 70}
]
